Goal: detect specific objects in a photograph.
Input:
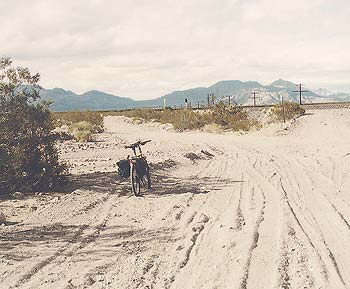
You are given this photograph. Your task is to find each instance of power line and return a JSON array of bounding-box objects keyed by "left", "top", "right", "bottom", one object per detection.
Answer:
[
  {"left": 293, "top": 84, "right": 308, "bottom": 105},
  {"left": 251, "top": 91, "right": 258, "bottom": 107},
  {"left": 207, "top": 93, "right": 215, "bottom": 107},
  {"left": 225, "top": 95, "right": 233, "bottom": 105}
]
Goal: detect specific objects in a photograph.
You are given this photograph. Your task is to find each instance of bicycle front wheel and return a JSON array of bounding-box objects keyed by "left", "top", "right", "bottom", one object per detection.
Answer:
[{"left": 130, "top": 163, "right": 141, "bottom": 196}]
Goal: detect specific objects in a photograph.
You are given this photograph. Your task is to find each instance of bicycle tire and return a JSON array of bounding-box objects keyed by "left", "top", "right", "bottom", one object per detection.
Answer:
[
  {"left": 130, "top": 163, "right": 140, "bottom": 196},
  {"left": 140, "top": 170, "right": 151, "bottom": 190},
  {"left": 137, "top": 158, "right": 151, "bottom": 190},
  {"left": 139, "top": 159, "right": 151, "bottom": 190},
  {"left": 145, "top": 162, "right": 151, "bottom": 190}
]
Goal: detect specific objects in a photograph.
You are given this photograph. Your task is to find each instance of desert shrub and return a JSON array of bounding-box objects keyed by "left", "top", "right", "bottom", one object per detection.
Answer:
[
  {"left": 107, "top": 108, "right": 209, "bottom": 131},
  {"left": 107, "top": 109, "right": 168, "bottom": 123},
  {"left": 0, "top": 58, "right": 66, "bottom": 196},
  {"left": 172, "top": 109, "right": 209, "bottom": 131},
  {"left": 68, "top": 121, "right": 94, "bottom": 142},
  {"left": 270, "top": 101, "right": 305, "bottom": 122},
  {"left": 210, "top": 102, "right": 257, "bottom": 131},
  {"left": 111, "top": 102, "right": 259, "bottom": 132},
  {"left": 53, "top": 111, "right": 104, "bottom": 133}
]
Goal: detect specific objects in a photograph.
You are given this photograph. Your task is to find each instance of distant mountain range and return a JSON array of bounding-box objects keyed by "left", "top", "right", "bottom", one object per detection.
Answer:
[{"left": 40, "top": 79, "right": 350, "bottom": 112}]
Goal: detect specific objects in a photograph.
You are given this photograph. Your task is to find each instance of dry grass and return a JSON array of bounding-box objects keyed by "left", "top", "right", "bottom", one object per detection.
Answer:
[
  {"left": 108, "top": 103, "right": 260, "bottom": 132},
  {"left": 211, "top": 102, "right": 260, "bottom": 131},
  {"left": 270, "top": 102, "right": 305, "bottom": 122},
  {"left": 53, "top": 103, "right": 261, "bottom": 135},
  {"left": 53, "top": 111, "right": 104, "bottom": 133},
  {"left": 105, "top": 108, "right": 205, "bottom": 131},
  {"left": 53, "top": 111, "right": 104, "bottom": 142}
]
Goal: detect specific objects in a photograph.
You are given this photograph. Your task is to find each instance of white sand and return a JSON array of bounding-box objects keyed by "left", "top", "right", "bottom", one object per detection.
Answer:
[{"left": 1, "top": 109, "right": 350, "bottom": 289}]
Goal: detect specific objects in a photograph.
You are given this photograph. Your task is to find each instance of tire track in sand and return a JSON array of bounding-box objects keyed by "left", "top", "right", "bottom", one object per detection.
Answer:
[
  {"left": 279, "top": 154, "right": 350, "bottom": 286},
  {"left": 239, "top": 188, "right": 266, "bottom": 289},
  {"left": 13, "top": 194, "right": 114, "bottom": 288},
  {"left": 280, "top": 179, "right": 329, "bottom": 283}
]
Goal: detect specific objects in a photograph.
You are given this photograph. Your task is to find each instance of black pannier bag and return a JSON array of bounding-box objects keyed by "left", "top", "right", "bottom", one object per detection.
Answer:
[
  {"left": 117, "top": 159, "right": 130, "bottom": 178},
  {"left": 136, "top": 158, "right": 148, "bottom": 177}
]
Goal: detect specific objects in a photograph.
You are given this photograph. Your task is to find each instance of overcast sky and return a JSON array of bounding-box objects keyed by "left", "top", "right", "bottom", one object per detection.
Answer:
[{"left": 1, "top": 0, "right": 350, "bottom": 99}]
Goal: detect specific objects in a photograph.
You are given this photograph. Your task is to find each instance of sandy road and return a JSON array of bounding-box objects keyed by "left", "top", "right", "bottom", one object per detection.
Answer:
[{"left": 1, "top": 110, "right": 350, "bottom": 289}]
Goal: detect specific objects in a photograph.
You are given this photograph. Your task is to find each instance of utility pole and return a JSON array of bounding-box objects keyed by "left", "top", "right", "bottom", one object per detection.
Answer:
[
  {"left": 280, "top": 93, "right": 286, "bottom": 123},
  {"left": 228, "top": 95, "right": 231, "bottom": 106},
  {"left": 293, "top": 84, "right": 308, "bottom": 105},
  {"left": 251, "top": 91, "right": 258, "bottom": 107},
  {"left": 207, "top": 93, "right": 215, "bottom": 107}
]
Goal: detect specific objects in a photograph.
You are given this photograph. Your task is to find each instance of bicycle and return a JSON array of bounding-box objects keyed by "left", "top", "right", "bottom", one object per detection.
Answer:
[{"left": 124, "top": 140, "right": 152, "bottom": 196}]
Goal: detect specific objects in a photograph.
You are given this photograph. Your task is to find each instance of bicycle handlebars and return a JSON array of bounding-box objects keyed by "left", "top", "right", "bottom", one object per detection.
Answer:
[{"left": 125, "top": 140, "right": 151, "bottom": 149}]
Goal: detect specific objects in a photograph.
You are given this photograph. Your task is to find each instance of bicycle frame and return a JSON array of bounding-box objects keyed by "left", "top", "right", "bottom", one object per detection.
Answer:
[
  {"left": 128, "top": 145, "right": 144, "bottom": 166},
  {"left": 130, "top": 144, "right": 143, "bottom": 157}
]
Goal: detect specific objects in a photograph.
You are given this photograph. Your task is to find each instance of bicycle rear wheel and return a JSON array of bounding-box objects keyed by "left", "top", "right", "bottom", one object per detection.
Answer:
[
  {"left": 145, "top": 162, "right": 151, "bottom": 190},
  {"left": 130, "top": 163, "right": 140, "bottom": 196},
  {"left": 139, "top": 160, "right": 151, "bottom": 190}
]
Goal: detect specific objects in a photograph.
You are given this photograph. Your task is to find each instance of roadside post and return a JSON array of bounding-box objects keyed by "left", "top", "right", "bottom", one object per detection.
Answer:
[{"left": 280, "top": 93, "right": 286, "bottom": 123}]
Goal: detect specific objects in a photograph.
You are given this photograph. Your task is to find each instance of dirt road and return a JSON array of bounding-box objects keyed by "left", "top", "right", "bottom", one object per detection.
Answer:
[{"left": 1, "top": 110, "right": 350, "bottom": 289}]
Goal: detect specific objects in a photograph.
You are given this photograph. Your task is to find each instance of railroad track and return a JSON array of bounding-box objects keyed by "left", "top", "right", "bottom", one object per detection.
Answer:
[
  {"left": 301, "top": 102, "right": 350, "bottom": 110},
  {"left": 241, "top": 102, "right": 350, "bottom": 110},
  {"left": 97, "top": 101, "right": 350, "bottom": 113}
]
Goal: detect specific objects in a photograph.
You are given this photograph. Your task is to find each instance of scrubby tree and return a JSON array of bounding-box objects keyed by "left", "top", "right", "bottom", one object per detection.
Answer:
[{"left": 0, "top": 57, "right": 66, "bottom": 196}]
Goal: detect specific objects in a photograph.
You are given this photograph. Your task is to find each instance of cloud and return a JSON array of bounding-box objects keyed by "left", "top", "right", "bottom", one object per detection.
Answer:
[
  {"left": 1, "top": 0, "right": 350, "bottom": 99},
  {"left": 241, "top": 0, "right": 325, "bottom": 23}
]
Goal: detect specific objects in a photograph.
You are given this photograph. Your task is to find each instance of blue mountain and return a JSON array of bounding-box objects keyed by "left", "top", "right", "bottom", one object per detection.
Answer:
[{"left": 40, "top": 79, "right": 350, "bottom": 111}]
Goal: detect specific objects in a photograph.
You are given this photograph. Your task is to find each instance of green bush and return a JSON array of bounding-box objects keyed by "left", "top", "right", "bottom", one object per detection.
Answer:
[
  {"left": 0, "top": 58, "right": 66, "bottom": 196},
  {"left": 68, "top": 121, "right": 94, "bottom": 142},
  {"left": 53, "top": 111, "right": 104, "bottom": 133}
]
